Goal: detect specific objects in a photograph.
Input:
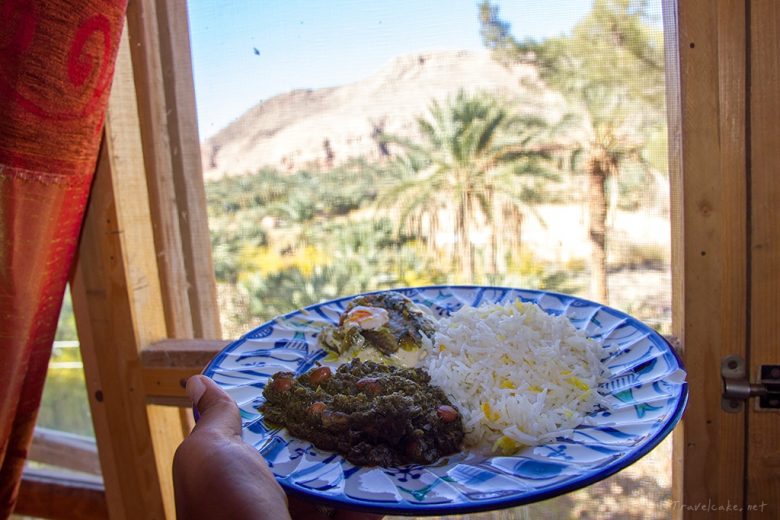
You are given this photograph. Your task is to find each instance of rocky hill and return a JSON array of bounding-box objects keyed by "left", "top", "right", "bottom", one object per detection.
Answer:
[{"left": 201, "top": 50, "right": 565, "bottom": 180}]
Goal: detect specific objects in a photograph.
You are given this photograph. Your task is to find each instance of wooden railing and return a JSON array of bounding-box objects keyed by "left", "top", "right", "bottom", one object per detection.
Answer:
[
  {"left": 18, "top": 428, "right": 105, "bottom": 519},
  {"left": 29, "top": 428, "right": 101, "bottom": 476},
  {"left": 17, "top": 468, "right": 107, "bottom": 520}
]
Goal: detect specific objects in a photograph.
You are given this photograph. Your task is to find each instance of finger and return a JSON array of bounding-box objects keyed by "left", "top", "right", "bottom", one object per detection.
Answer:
[{"left": 187, "top": 375, "right": 242, "bottom": 437}]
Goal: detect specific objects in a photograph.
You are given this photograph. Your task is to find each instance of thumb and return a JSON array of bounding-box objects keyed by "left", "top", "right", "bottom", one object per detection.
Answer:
[{"left": 187, "top": 375, "right": 242, "bottom": 437}]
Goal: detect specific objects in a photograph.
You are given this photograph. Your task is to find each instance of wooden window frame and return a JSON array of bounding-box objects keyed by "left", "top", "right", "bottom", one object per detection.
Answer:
[
  {"left": 16, "top": 0, "right": 780, "bottom": 518},
  {"left": 664, "top": 0, "right": 749, "bottom": 516}
]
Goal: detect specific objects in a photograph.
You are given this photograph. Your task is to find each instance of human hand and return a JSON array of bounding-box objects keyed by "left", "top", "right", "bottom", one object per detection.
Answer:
[
  {"left": 173, "top": 375, "right": 383, "bottom": 520},
  {"left": 173, "top": 375, "right": 290, "bottom": 519}
]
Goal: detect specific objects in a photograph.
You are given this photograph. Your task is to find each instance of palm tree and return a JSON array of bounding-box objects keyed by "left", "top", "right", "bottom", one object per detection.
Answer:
[
  {"left": 377, "top": 90, "right": 557, "bottom": 281},
  {"left": 480, "top": 0, "right": 666, "bottom": 301}
]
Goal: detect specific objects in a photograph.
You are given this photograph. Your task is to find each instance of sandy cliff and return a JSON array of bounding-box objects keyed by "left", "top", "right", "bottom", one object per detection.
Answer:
[{"left": 201, "top": 50, "right": 564, "bottom": 179}]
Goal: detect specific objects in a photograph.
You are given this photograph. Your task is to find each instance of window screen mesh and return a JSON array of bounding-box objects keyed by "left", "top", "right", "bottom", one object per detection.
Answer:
[{"left": 188, "top": 1, "right": 672, "bottom": 517}]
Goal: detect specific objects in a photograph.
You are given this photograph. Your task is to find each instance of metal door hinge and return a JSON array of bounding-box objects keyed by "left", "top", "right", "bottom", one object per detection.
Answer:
[{"left": 721, "top": 355, "right": 780, "bottom": 412}]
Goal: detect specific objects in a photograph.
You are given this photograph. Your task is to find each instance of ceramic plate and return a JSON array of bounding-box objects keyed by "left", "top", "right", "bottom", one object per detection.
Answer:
[{"left": 202, "top": 286, "right": 688, "bottom": 516}]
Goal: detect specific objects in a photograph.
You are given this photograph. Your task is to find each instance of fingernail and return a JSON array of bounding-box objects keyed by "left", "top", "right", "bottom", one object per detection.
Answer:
[{"left": 186, "top": 375, "right": 207, "bottom": 407}]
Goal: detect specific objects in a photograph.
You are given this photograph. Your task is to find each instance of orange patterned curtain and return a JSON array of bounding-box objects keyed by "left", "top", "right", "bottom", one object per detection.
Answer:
[{"left": 0, "top": 0, "right": 127, "bottom": 514}]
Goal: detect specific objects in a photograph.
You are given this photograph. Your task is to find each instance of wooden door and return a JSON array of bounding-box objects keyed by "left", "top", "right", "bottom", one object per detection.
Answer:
[
  {"left": 746, "top": 1, "right": 780, "bottom": 516},
  {"left": 669, "top": 0, "right": 779, "bottom": 517}
]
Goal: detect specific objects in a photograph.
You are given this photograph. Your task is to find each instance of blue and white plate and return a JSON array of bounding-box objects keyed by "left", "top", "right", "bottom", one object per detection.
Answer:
[{"left": 202, "top": 286, "right": 688, "bottom": 516}]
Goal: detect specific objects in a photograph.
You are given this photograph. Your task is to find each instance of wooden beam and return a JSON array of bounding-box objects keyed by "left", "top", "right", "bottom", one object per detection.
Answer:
[
  {"left": 747, "top": 1, "right": 780, "bottom": 517},
  {"left": 141, "top": 339, "right": 228, "bottom": 406},
  {"left": 142, "top": 339, "right": 229, "bottom": 368},
  {"left": 123, "top": 0, "right": 222, "bottom": 404},
  {"left": 125, "top": 0, "right": 219, "bottom": 341},
  {"left": 662, "top": 1, "right": 687, "bottom": 514},
  {"left": 29, "top": 428, "right": 101, "bottom": 476},
  {"left": 667, "top": 0, "right": 748, "bottom": 517},
  {"left": 14, "top": 468, "right": 107, "bottom": 520},
  {"left": 71, "top": 26, "right": 183, "bottom": 520},
  {"left": 125, "top": 0, "right": 195, "bottom": 340},
  {"left": 143, "top": 367, "right": 208, "bottom": 407},
  {"left": 73, "top": 4, "right": 220, "bottom": 513},
  {"left": 155, "top": 0, "right": 222, "bottom": 340}
]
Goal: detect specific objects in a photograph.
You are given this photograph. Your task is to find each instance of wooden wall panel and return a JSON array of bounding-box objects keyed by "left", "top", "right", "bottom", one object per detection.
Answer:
[
  {"left": 667, "top": 0, "right": 748, "bottom": 516},
  {"left": 747, "top": 1, "right": 780, "bottom": 517}
]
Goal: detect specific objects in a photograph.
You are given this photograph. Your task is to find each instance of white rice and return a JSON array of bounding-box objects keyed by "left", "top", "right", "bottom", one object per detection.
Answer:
[{"left": 421, "top": 299, "right": 609, "bottom": 453}]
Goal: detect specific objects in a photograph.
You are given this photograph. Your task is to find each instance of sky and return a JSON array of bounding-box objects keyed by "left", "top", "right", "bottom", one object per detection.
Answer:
[{"left": 187, "top": 1, "right": 594, "bottom": 139}]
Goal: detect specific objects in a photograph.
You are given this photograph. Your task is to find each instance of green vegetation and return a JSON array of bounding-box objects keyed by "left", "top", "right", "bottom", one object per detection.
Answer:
[
  {"left": 206, "top": 162, "right": 453, "bottom": 329},
  {"left": 37, "top": 343, "right": 95, "bottom": 438},
  {"left": 379, "top": 90, "right": 558, "bottom": 281},
  {"left": 204, "top": 1, "right": 669, "bottom": 334},
  {"left": 479, "top": 0, "right": 667, "bottom": 301},
  {"left": 38, "top": 289, "right": 95, "bottom": 438},
  {"left": 206, "top": 90, "right": 577, "bottom": 331}
]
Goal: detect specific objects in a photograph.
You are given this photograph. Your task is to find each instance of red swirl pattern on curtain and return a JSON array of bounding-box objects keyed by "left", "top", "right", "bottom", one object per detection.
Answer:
[{"left": 0, "top": 0, "right": 127, "bottom": 514}]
